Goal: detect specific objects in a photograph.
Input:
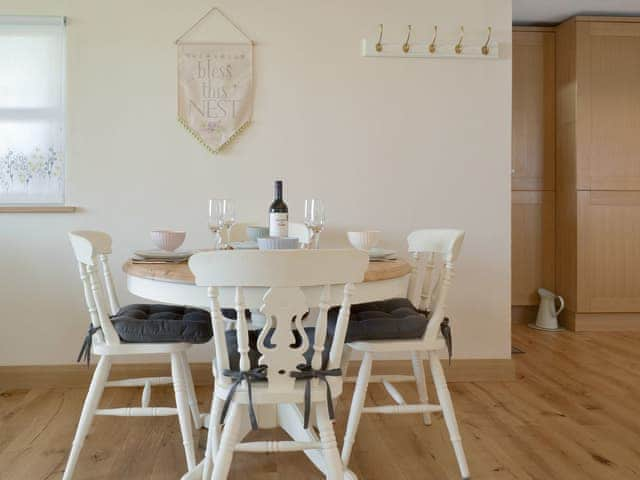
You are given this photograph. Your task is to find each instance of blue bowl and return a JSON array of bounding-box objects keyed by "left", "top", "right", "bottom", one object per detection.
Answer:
[
  {"left": 246, "top": 225, "right": 269, "bottom": 241},
  {"left": 257, "top": 237, "right": 300, "bottom": 250}
]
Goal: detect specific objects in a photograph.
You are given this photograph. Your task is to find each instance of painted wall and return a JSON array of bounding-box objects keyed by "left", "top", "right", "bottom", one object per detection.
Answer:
[{"left": 0, "top": 0, "right": 512, "bottom": 365}]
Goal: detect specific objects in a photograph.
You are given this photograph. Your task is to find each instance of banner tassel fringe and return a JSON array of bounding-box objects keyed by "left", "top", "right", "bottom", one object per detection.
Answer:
[{"left": 177, "top": 117, "right": 251, "bottom": 154}]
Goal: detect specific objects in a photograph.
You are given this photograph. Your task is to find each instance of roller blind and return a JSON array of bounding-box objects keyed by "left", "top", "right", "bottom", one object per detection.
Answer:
[{"left": 0, "top": 16, "right": 66, "bottom": 204}]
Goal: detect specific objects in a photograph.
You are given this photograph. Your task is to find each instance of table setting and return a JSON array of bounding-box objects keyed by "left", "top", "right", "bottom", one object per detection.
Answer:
[
  {"left": 129, "top": 182, "right": 403, "bottom": 269},
  {"left": 123, "top": 181, "right": 412, "bottom": 319}
]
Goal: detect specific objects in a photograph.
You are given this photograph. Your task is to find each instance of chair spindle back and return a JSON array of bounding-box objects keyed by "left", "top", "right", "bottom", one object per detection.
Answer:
[
  {"left": 189, "top": 249, "right": 368, "bottom": 391},
  {"left": 68, "top": 230, "right": 121, "bottom": 345},
  {"left": 406, "top": 229, "right": 465, "bottom": 344}
]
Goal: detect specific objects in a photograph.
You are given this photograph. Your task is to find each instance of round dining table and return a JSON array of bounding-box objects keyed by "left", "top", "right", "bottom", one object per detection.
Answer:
[
  {"left": 123, "top": 257, "right": 413, "bottom": 310},
  {"left": 122, "top": 256, "right": 412, "bottom": 480}
]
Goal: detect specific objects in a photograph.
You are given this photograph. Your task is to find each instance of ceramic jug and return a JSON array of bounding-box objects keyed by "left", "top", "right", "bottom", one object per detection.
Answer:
[{"left": 531, "top": 288, "right": 565, "bottom": 331}]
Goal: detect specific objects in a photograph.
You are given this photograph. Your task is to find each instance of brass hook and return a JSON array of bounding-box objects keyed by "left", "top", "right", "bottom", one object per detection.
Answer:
[
  {"left": 402, "top": 25, "right": 412, "bottom": 53},
  {"left": 455, "top": 25, "right": 464, "bottom": 54},
  {"left": 428, "top": 25, "right": 438, "bottom": 54},
  {"left": 482, "top": 26, "right": 492, "bottom": 55},
  {"left": 375, "top": 24, "right": 383, "bottom": 52}
]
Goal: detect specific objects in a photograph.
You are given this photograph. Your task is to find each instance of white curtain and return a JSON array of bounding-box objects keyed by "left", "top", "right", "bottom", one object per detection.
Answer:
[{"left": 0, "top": 16, "right": 65, "bottom": 204}]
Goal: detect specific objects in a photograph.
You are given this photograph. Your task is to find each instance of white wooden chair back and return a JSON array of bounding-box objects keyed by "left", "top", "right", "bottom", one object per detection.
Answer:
[
  {"left": 406, "top": 229, "right": 465, "bottom": 344},
  {"left": 68, "top": 230, "right": 121, "bottom": 345},
  {"left": 189, "top": 249, "right": 368, "bottom": 391}
]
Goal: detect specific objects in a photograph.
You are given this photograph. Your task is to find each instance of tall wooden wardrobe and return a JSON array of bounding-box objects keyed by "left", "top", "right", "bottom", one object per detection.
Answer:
[
  {"left": 511, "top": 27, "right": 556, "bottom": 322},
  {"left": 512, "top": 17, "right": 640, "bottom": 331},
  {"left": 556, "top": 16, "right": 640, "bottom": 330}
]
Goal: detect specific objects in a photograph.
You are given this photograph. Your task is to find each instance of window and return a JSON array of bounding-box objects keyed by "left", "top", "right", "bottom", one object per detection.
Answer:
[{"left": 0, "top": 16, "right": 65, "bottom": 204}]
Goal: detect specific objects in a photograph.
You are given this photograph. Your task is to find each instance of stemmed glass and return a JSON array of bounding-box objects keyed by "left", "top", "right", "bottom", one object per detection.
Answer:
[
  {"left": 220, "top": 199, "right": 236, "bottom": 248},
  {"left": 208, "top": 199, "right": 236, "bottom": 249},
  {"left": 304, "top": 198, "right": 325, "bottom": 249},
  {"left": 208, "top": 199, "right": 224, "bottom": 249}
]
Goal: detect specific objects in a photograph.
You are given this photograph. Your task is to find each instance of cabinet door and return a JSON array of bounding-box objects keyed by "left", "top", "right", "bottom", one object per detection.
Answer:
[
  {"left": 577, "top": 21, "right": 640, "bottom": 189},
  {"left": 578, "top": 191, "right": 640, "bottom": 312},
  {"left": 512, "top": 191, "right": 555, "bottom": 305},
  {"left": 512, "top": 31, "right": 555, "bottom": 190}
]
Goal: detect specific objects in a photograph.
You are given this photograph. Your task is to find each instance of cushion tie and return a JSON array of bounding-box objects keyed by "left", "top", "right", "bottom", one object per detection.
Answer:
[
  {"left": 290, "top": 364, "right": 342, "bottom": 429},
  {"left": 77, "top": 323, "right": 101, "bottom": 367},
  {"left": 220, "top": 365, "right": 268, "bottom": 430},
  {"left": 440, "top": 318, "right": 453, "bottom": 365},
  {"left": 418, "top": 311, "right": 453, "bottom": 364}
]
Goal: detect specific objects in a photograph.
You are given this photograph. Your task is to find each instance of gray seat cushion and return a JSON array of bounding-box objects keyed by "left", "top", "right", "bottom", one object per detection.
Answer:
[
  {"left": 327, "top": 298, "right": 429, "bottom": 342},
  {"left": 112, "top": 304, "right": 213, "bottom": 343},
  {"left": 225, "top": 327, "right": 331, "bottom": 371}
]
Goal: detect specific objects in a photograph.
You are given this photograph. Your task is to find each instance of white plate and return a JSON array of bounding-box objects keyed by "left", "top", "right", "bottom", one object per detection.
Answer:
[
  {"left": 368, "top": 248, "right": 397, "bottom": 259},
  {"left": 230, "top": 241, "right": 259, "bottom": 250},
  {"left": 134, "top": 249, "right": 193, "bottom": 260}
]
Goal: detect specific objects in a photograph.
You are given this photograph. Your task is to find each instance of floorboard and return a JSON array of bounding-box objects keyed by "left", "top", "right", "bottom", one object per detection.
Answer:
[{"left": 1, "top": 325, "right": 639, "bottom": 479}]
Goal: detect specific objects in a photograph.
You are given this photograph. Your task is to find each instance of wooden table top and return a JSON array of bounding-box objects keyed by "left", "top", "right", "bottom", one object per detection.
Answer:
[{"left": 123, "top": 258, "right": 412, "bottom": 284}]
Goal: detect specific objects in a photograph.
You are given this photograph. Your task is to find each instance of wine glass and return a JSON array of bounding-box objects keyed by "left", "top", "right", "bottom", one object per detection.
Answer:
[
  {"left": 208, "top": 199, "right": 224, "bottom": 249},
  {"left": 220, "top": 199, "right": 236, "bottom": 248},
  {"left": 304, "top": 198, "right": 325, "bottom": 249}
]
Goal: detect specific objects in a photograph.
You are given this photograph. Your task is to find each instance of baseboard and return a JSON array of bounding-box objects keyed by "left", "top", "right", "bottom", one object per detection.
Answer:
[
  {"left": 511, "top": 305, "right": 537, "bottom": 324},
  {"left": 561, "top": 310, "right": 640, "bottom": 331},
  {"left": 0, "top": 358, "right": 515, "bottom": 389}
]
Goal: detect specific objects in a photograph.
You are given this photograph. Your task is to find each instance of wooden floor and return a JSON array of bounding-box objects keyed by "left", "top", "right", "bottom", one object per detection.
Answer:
[{"left": 1, "top": 324, "right": 640, "bottom": 479}]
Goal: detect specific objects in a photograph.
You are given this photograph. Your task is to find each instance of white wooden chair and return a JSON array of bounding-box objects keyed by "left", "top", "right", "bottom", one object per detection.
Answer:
[
  {"left": 341, "top": 229, "right": 470, "bottom": 479},
  {"left": 63, "top": 231, "right": 207, "bottom": 479},
  {"left": 188, "top": 249, "right": 368, "bottom": 480}
]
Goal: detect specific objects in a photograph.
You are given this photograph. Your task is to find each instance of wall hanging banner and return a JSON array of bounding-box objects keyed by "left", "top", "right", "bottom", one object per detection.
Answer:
[{"left": 176, "top": 8, "right": 253, "bottom": 153}]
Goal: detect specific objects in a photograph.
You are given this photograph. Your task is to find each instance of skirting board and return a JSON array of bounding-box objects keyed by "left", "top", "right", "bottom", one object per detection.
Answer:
[
  {"left": 560, "top": 310, "right": 640, "bottom": 331},
  {"left": 511, "top": 305, "right": 537, "bottom": 324},
  {"left": 0, "top": 359, "right": 515, "bottom": 389}
]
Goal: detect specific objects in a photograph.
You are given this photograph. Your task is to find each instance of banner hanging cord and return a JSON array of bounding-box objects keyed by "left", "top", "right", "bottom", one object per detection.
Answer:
[{"left": 175, "top": 6, "right": 253, "bottom": 45}]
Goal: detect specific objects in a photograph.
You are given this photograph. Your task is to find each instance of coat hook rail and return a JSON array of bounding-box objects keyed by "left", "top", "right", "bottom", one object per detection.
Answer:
[{"left": 361, "top": 24, "right": 499, "bottom": 59}]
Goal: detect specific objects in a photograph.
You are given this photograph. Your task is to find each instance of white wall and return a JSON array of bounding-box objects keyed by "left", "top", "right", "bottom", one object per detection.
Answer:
[{"left": 0, "top": 0, "right": 512, "bottom": 365}]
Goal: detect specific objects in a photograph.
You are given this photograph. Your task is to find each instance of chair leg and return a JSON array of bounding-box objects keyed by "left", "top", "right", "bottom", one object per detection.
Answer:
[
  {"left": 62, "top": 356, "right": 112, "bottom": 480},
  {"left": 341, "top": 351, "right": 372, "bottom": 467},
  {"left": 429, "top": 352, "right": 470, "bottom": 479},
  {"left": 203, "top": 395, "right": 224, "bottom": 480},
  {"left": 179, "top": 351, "right": 203, "bottom": 429},
  {"left": 340, "top": 344, "right": 353, "bottom": 376},
  {"left": 411, "top": 351, "right": 432, "bottom": 425},
  {"left": 316, "top": 402, "right": 344, "bottom": 480},
  {"left": 212, "top": 402, "right": 243, "bottom": 480},
  {"left": 171, "top": 352, "right": 196, "bottom": 471}
]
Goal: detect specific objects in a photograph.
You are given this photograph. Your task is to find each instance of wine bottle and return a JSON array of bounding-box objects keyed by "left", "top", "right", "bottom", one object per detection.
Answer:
[{"left": 269, "top": 180, "right": 289, "bottom": 237}]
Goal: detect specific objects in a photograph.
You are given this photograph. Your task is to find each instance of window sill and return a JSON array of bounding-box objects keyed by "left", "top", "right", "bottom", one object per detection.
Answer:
[{"left": 0, "top": 205, "right": 77, "bottom": 213}]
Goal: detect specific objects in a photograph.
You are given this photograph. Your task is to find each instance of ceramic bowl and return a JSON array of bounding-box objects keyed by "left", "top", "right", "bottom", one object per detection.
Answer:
[
  {"left": 150, "top": 230, "right": 186, "bottom": 252},
  {"left": 257, "top": 237, "right": 300, "bottom": 250},
  {"left": 347, "top": 230, "right": 380, "bottom": 251},
  {"left": 246, "top": 225, "right": 269, "bottom": 241}
]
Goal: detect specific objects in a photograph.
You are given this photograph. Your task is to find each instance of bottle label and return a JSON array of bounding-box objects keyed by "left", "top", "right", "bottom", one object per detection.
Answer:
[{"left": 269, "top": 213, "right": 289, "bottom": 237}]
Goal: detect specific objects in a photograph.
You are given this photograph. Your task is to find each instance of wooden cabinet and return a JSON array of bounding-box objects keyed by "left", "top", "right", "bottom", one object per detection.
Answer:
[
  {"left": 512, "top": 191, "right": 555, "bottom": 305},
  {"left": 577, "top": 191, "right": 640, "bottom": 312},
  {"left": 556, "top": 17, "right": 640, "bottom": 330},
  {"left": 576, "top": 21, "right": 640, "bottom": 190},
  {"left": 512, "top": 28, "right": 556, "bottom": 310},
  {"left": 512, "top": 31, "right": 556, "bottom": 191}
]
